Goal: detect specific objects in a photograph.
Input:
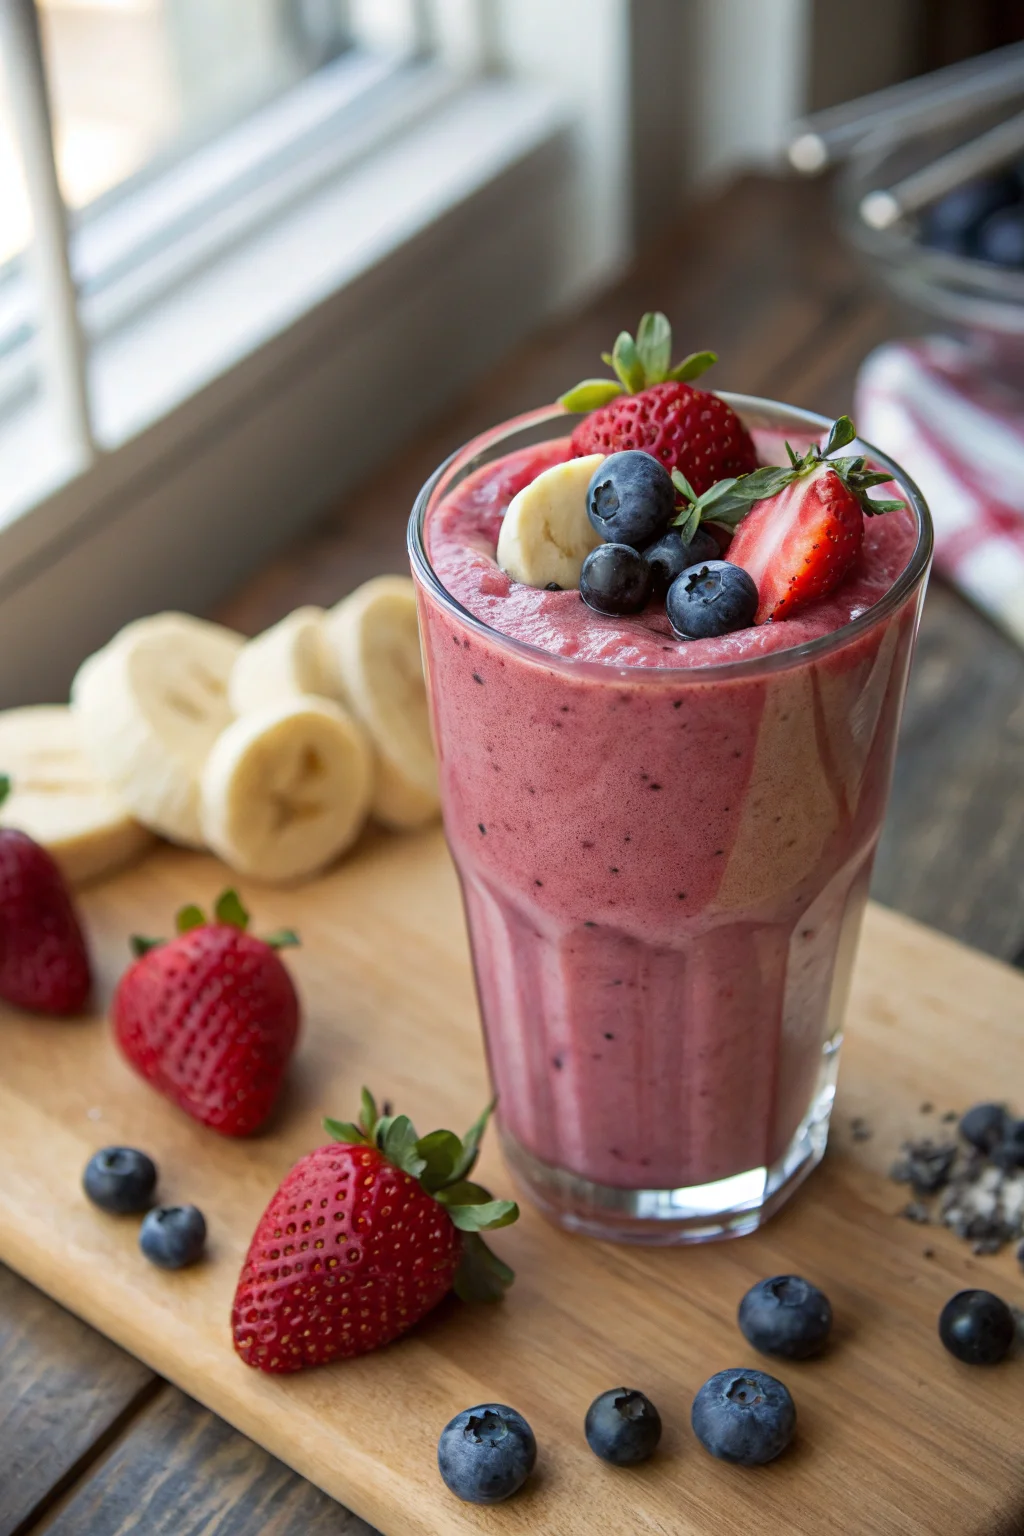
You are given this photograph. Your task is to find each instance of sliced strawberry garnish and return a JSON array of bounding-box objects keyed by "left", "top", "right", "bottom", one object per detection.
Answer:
[
  {"left": 559, "top": 312, "right": 756, "bottom": 492},
  {"left": 720, "top": 416, "right": 906, "bottom": 622}
]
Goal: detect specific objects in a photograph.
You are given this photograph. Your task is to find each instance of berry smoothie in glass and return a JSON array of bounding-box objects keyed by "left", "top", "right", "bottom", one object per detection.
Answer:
[{"left": 409, "top": 315, "right": 932, "bottom": 1244}]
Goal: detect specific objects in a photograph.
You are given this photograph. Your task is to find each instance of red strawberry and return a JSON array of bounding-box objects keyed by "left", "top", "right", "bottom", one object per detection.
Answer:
[
  {"left": 0, "top": 778, "right": 91, "bottom": 1014},
  {"left": 113, "top": 889, "right": 299, "bottom": 1136},
  {"left": 560, "top": 311, "right": 756, "bottom": 492},
  {"left": 231, "top": 1092, "right": 517, "bottom": 1372},
  {"left": 724, "top": 416, "right": 907, "bottom": 622}
]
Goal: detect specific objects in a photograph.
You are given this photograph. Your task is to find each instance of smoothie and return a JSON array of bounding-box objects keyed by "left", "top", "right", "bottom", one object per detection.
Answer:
[{"left": 410, "top": 396, "right": 930, "bottom": 1243}]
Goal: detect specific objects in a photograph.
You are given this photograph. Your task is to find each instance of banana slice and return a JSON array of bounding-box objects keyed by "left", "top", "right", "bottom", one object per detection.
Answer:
[
  {"left": 496, "top": 452, "right": 605, "bottom": 589},
  {"left": 200, "top": 696, "right": 372, "bottom": 883},
  {"left": 71, "top": 613, "right": 243, "bottom": 848},
  {"left": 229, "top": 606, "right": 341, "bottom": 715},
  {"left": 325, "top": 576, "right": 440, "bottom": 832},
  {"left": 0, "top": 705, "right": 153, "bottom": 884}
]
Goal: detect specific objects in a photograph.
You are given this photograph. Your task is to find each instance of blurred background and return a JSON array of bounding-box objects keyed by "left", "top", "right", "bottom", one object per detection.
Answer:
[{"left": 2, "top": 0, "right": 1024, "bottom": 957}]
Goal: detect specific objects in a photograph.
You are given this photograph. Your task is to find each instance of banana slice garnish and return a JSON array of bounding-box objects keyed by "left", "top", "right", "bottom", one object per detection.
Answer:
[
  {"left": 70, "top": 612, "right": 243, "bottom": 848},
  {"left": 229, "top": 606, "right": 341, "bottom": 715},
  {"left": 200, "top": 695, "right": 372, "bottom": 883},
  {"left": 0, "top": 704, "right": 153, "bottom": 884},
  {"left": 325, "top": 575, "right": 440, "bottom": 831},
  {"left": 496, "top": 453, "right": 604, "bottom": 589}
]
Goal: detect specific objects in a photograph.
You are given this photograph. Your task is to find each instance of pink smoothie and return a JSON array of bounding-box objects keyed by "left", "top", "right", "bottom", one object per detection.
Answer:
[{"left": 416, "top": 430, "right": 923, "bottom": 1199}]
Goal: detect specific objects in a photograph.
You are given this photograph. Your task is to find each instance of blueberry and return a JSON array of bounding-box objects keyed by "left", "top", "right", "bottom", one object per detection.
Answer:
[
  {"left": 587, "top": 451, "right": 675, "bottom": 548},
  {"left": 580, "top": 543, "right": 653, "bottom": 616},
  {"left": 82, "top": 1146, "right": 157, "bottom": 1214},
  {"left": 666, "top": 561, "right": 758, "bottom": 639},
  {"left": 920, "top": 175, "right": 1017, "bottom": 245},
  {"left": 938, "top": 1289, "right": 1015, "bottom": 1365},
  {"left": 959, "top": 1102, "right": 1010, "bottom": 1154},
  {"left": 977, "top": 205, "right": 1024, "bottom": 268},
  {"left": 437, "top": 1404, "right": 536, "bottom": 1504},
  {"left": 691, "top": 1369, "right": 795, "bottom": 1466},
  {"left": 644, "top": 528, "right": 719, "bottom": 599},
  {"left": 139, "top": 1204, "right": 206, "bottom": 1269},
  {"left": 584, "top": 1387, "right": 662, "bottom": 1466},
  {"left": 738, "top": 1275, "right": 833, "bottom": 1360}
]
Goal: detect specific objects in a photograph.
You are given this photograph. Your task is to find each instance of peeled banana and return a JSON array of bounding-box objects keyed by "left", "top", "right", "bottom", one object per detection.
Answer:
[
  {"left": 200, "top": 695, "right": 372, "bottom": 883},
  {"left": 325, "top": 576, "right": 440, "bottom": 831},
  {"left": 71, "top": 612, "right": 243, "bottom": 848},
  {"left": 229, "top": 606, "right": 341, "bottom": 715},
  {"left": 495, "top": 453, "right": 604, "bottom": 589},
  {"left": 0, "top": 705, "right": 152, "bottom": 884}
]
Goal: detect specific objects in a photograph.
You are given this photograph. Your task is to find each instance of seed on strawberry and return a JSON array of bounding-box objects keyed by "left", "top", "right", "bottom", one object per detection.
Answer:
[
  {"left": 560, "top": 311, "right": 756, "bottom": 492},
  {"left": 231, "top": 1091, "right": 518, "bottom": 1372},
  {"left": 112, "top": 889, "right": 300, "bottom": 1137},
  {"left": 723, "top": 415, "right": 907, "bottom": 622},
  {"left": 0, "top": 777, "right": 91, "bottom": 1015}
]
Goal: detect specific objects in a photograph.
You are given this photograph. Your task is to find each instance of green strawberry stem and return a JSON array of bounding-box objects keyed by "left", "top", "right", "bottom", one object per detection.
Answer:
[
  {"left": 324, "top": 1092, "right": 519, "bottom": 1302},
  {"left": 129, "top": 889, "right": 300, "bottom": 956},
  {"left": 0, "top": 773, "right": 10, "bottom": 810},
  {"left": 559, "top": 312, "right": 717, "bottom": 413},
  {"left": 671, "top": 414, "right": 907, "bottom": 537}
]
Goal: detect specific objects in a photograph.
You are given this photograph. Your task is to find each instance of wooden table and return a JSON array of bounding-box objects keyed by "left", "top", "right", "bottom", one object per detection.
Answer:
[{"left": 5, "top": 173, "right": 1024, "bottom": 1536}]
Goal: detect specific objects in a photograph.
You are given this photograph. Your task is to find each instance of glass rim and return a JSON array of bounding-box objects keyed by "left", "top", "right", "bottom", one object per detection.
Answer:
[{"left": 407, "top": 393, "right": 934, "bottom": 683}]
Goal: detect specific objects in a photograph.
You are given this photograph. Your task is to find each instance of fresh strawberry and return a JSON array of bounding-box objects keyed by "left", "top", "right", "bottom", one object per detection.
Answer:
[
  {"left": 559, "top": 311, "right": 756, "bottom": 492},
  {"left": 231, "top": 1092, "right": 517, "bottom": 1372},
  {"left": 0, "top": 777, "right": 91, "bottom": 1014},
  {"left": 112, "top": 889, "right": 299, "bottom": 1136},
  {"left": 722, "top": 416, "right": 907, "bottom": 621}
]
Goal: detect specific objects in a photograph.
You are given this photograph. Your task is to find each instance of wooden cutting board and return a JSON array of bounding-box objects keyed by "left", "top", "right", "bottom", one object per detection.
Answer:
[{"left": 1, "top": 828, "right": 1022, "bottom": 1536}]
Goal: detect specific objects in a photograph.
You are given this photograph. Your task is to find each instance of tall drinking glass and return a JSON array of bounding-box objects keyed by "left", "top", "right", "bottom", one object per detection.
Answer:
[{"left": 409, "top": 396, "right": 932, "bottom": 1244}]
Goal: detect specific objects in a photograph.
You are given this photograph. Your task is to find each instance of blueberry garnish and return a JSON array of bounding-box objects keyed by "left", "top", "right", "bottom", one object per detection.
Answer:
[
  {"left": 666, "top": 560, "right": 757, "bottom": 639},
  {"left": 958, "top": 1102, "right": 1010, "bottom": 1154},
  {"left": 643, "top": 528, "right": 719, "bottom": 599},
  {"left": 738, "top": 1275, "right": 833, "bottom": 1360},
  {"left": 584, "top": 1387, "right": 662, "bottom": 1466},
  {"left": 83, "top": 1146, "right": 157, "bottom": 1214},
  {"left": 139, "top": 1204, "right": 207, "bottom": 1269},
  {"left": 580, "top": 543, "right": 653, "bottom": 616},
  {"left": 977, "top": 205, "right": 1024, "bottom": 268},
  {"left": 938, "top": 1289, "right": 1015, "bottom": 1365},
  {"left": 586, "top": 450, "right": 675, "bottom": 548},
  {"left": 691, "top": 1368, "right": 796, "bottom": 1466},
  {"left": 437, "top": 1403, "right": 537, "bottom": 1504}
]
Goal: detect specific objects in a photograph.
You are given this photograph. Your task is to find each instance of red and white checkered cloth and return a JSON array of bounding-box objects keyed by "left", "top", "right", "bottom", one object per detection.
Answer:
[{"left": 856, "top": 337, "right": 1024, "bottom": 647}]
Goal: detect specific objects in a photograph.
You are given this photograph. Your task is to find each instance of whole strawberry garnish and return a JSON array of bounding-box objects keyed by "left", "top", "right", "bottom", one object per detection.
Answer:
[
  {"left": 232, "top": 1092, "right": 518, "bottom": 1372},
  {"left": 113, "top": 889, "right": 299, "bottom": 1136},
  {"left": 559, "top": 312, "right": 756, "bottom": 492},
  {"left": 721, "top": 416, "right": 906, "bottom": 621},
  {"left": 0, "top": 776, "right": 91, "bottom": 1014}
]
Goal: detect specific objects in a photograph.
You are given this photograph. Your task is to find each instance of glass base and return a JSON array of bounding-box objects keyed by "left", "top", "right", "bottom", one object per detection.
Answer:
[{"left": 500, "top": 1069, "right": 837, "bottom": 1246}]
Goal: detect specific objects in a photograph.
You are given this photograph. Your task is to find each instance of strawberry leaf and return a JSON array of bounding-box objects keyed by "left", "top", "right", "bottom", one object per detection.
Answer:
[
  {"left": 453, "top": 1232, "right": 515, "bottom": 1302},
  {"left": 360, "top": 1087, "right": 379, "bottom": 1139},
  {"left": 214, "top": 889, "right": 249, "bottom": 930},
  {"left": 441, "top": 1189, "right": 520, "bottom": 1232},
  {"left": 864, "top": 497, "right": 907, "bottom": 515},
  {"left": 324, "top": 1118, "right": 366, "bottom": 1145},
  {"left": 675, "top": 504, "right": 701, "bottom": 546},
  {"left": 264, "top": 928, "right": 300, "bottom": 950},
  {"left": 450, "top": 1099, "right": 497, "bottom": 1184},
  {"left": 175, "top": 904, "right": 206, "bottom": 934},
  {"left": 667, "top": 349, "right": 717, "bottom": 384},
  {"left": 557, "top": 378, "right": 624, "bottom": 413},
  {"left": 130, "top": 934, "right": 163, "bottom": 957},
  {"left": 416, "top": 1129, "right": 464, "bottom": 1193},
  {"left": 636, "top": 311, "right": 672, "bottom": 384},
  {"left": 824, "top": 414, "right": 856, "bottom": 457},
  {"left": 0, "top": 774, "right": 10, "bottom": 809},
  {"left": 381, "top": 1115, "right": 427, "bottom": 1179},
  {"left": 670, "top": 468, "right": 698, "bottom": 504},
  {"left": 610, "top": 331, "right": 646, "bottom": 394}
]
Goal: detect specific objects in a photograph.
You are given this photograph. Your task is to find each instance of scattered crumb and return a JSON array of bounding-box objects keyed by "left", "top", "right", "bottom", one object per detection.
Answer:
[
  {"left": 888, "top": 1108, "right": 1024, "bottom": 1257},
  {"left": 919, "top": 1102, "right": 934, "bottom": 1115},
  {"left": 941, "top": 1111, "right": 958, "bottom": 1124},
  {"left": 87, "top": 1107, "right": 102, "bottom": 1121},
  {"left": 923, "top": 1248, "right": 935, "bottom": 1259},
  {"left": 850, "top": 1116, "right": 872, "bottom": 1142},
  {"left": 902, "top": 1201, "right": 931, "bottom": 1224}
]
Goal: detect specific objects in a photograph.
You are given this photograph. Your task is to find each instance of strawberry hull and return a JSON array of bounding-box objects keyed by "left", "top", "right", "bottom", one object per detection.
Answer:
[{"left": 410, "top": 400, "right": 931, "bottom": 1244}]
